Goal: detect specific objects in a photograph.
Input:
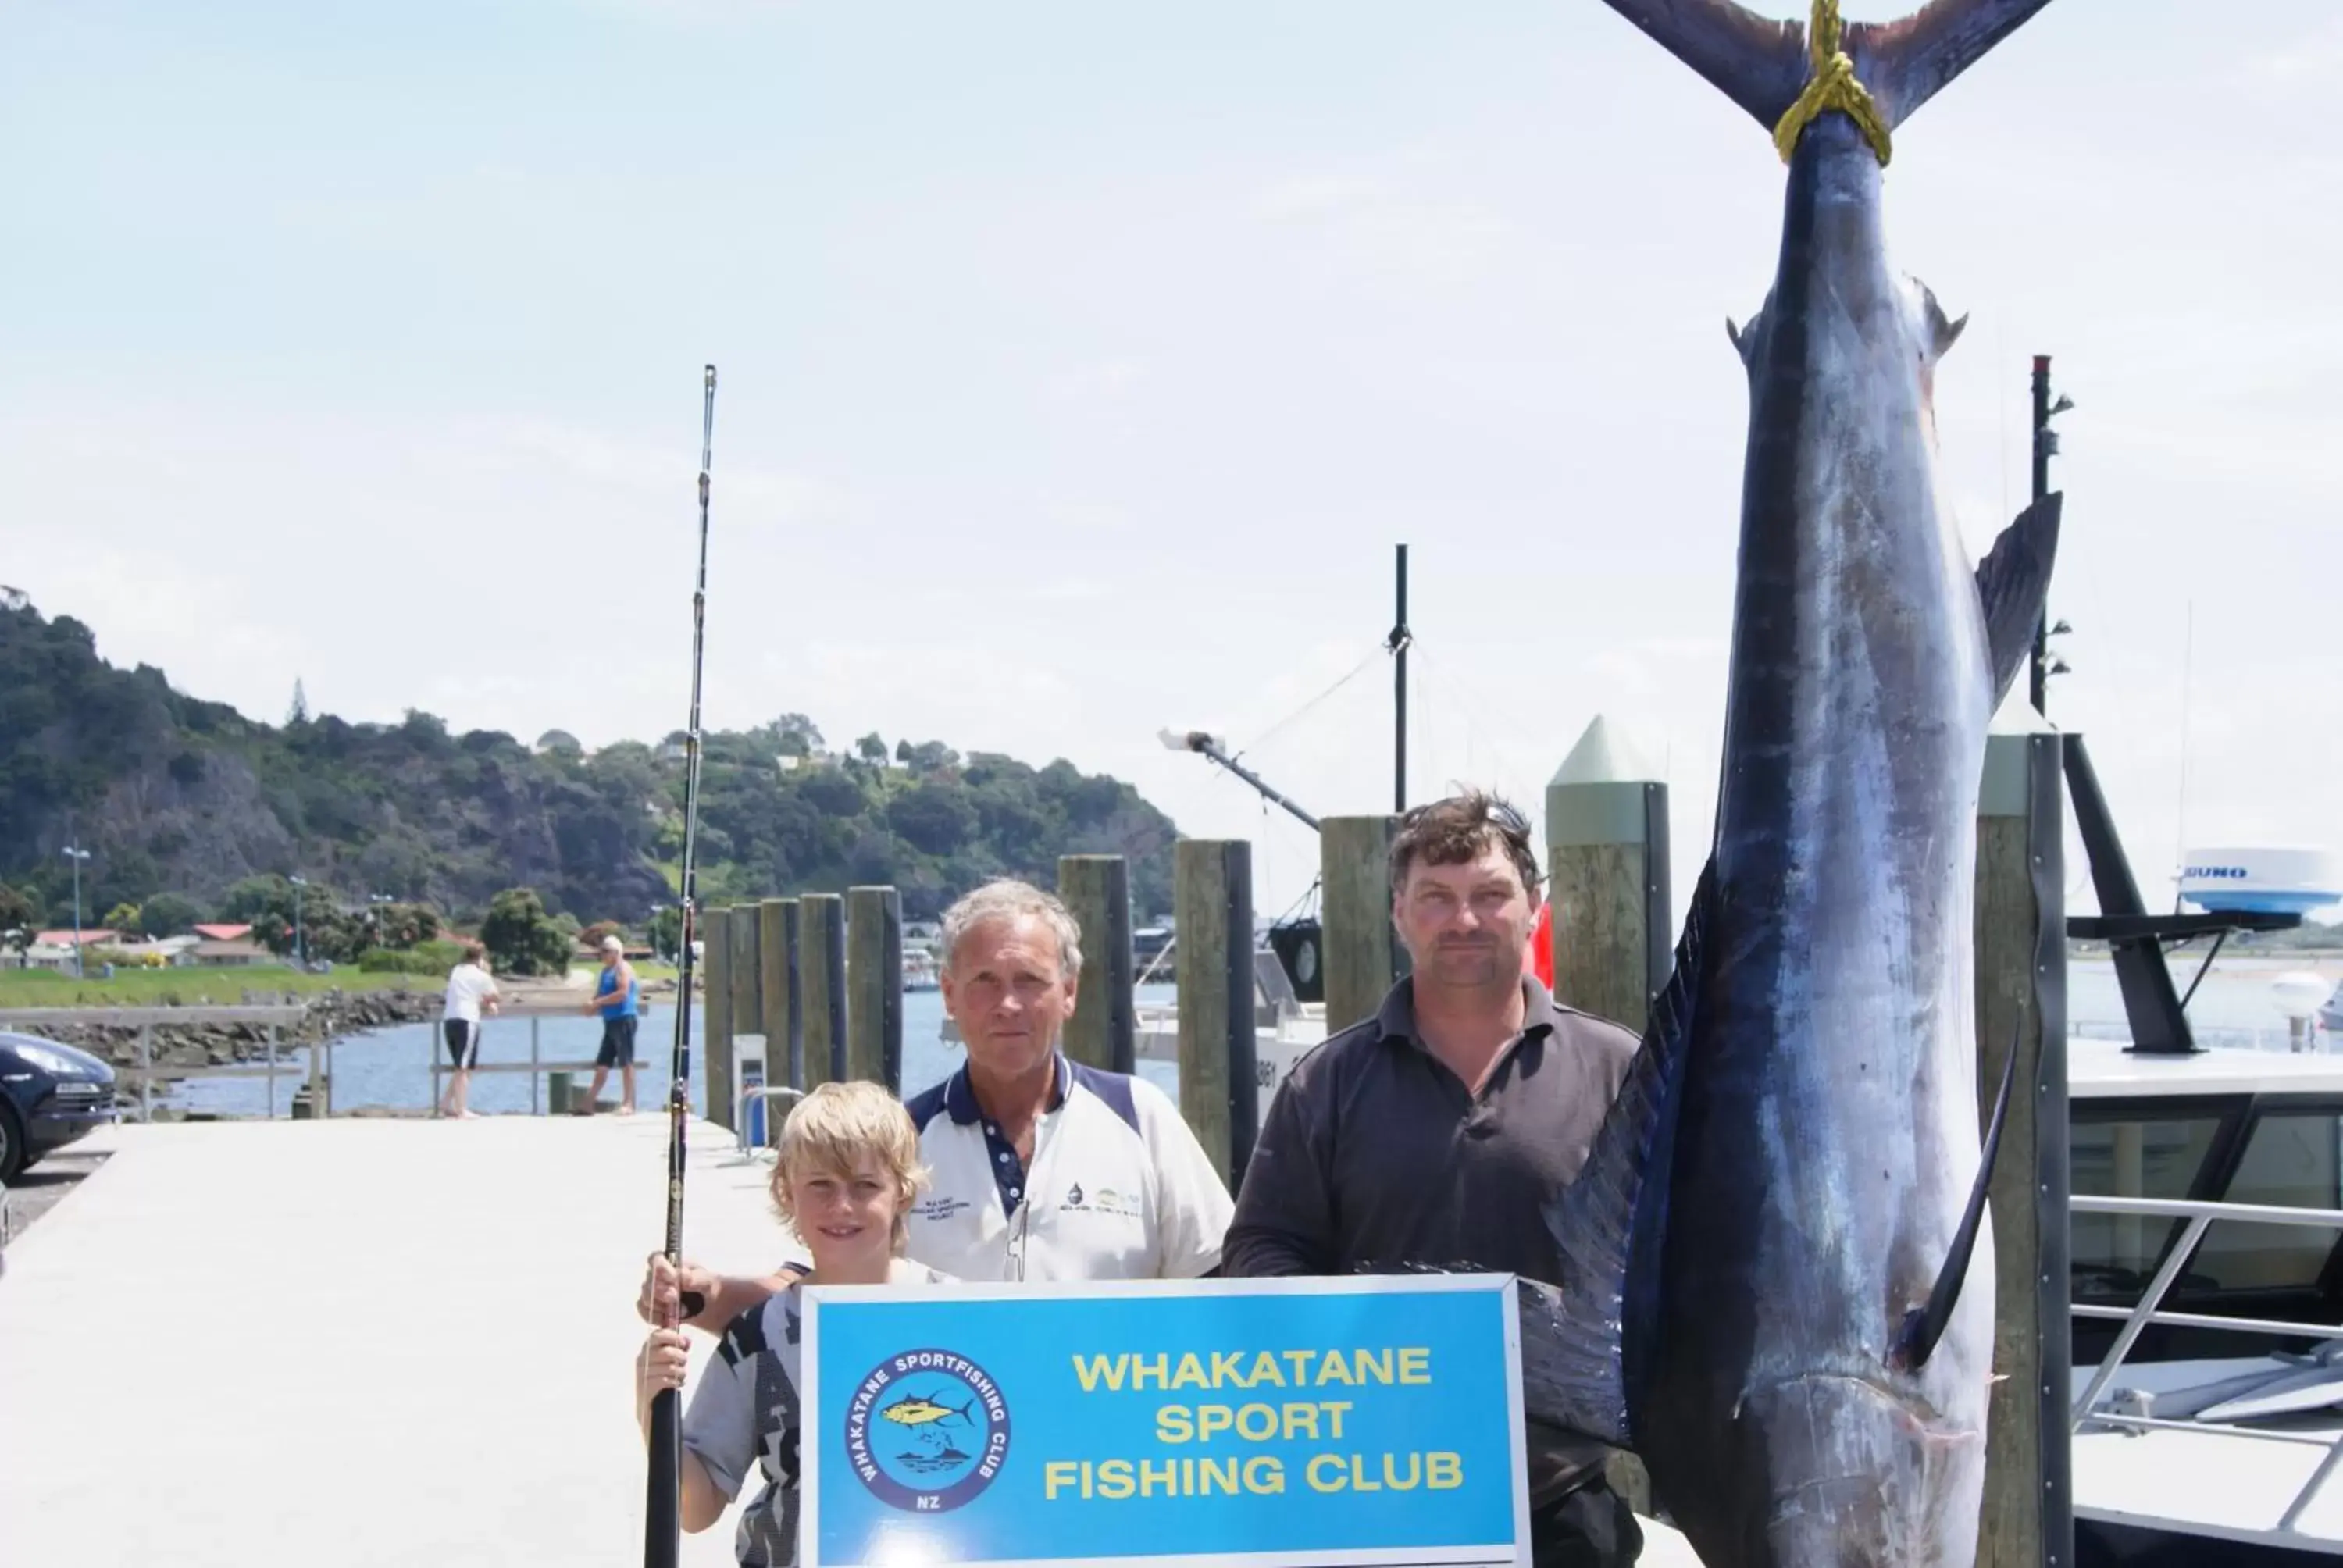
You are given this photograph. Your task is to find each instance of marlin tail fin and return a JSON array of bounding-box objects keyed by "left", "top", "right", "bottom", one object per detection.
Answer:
[
  {"left": 1597, "top": 0, "right": 2061, "bottom": 143},
  {"left": 1891, "top": 1021, "right": 2022, "bottom": 1371}
]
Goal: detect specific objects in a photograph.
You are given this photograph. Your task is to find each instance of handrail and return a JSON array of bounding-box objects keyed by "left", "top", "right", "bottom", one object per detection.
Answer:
[{"left": 2070, "top": 1192, "right": 2343, "bottom": 1537}]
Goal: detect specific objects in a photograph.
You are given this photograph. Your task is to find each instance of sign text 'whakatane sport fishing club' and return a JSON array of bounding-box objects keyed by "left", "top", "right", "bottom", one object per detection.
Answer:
[
  {"left": 804, "top": 1275, "right": 1532, "bottom": 1567},
  {"left": 1043, "top": 1342, "right": 1462, "bottom": 1500}
]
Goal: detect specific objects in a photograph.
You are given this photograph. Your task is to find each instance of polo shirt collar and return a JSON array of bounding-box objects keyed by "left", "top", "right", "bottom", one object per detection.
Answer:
[
  {"left": 943, "top": 1051, "right": 1073, "bottom": 1125},
  {"left": 1373, "top": 975, "right": 1561, "bottom": 1054}
]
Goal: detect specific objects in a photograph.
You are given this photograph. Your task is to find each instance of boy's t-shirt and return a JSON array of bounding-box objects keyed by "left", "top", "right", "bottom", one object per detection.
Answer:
[{"left": 683, "top": 1257, "right": 953, "bottom": 1567}]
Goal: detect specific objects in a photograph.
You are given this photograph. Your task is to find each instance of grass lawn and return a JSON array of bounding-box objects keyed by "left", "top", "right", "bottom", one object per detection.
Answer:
[{"left": 0, "top": 964, "right": 432, "bottom": 1009}]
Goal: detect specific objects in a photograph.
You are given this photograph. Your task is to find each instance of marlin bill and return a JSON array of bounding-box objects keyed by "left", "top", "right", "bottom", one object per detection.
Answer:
[{"left": 1521, "top": 2, "right": 2064, "bottom": 1565}]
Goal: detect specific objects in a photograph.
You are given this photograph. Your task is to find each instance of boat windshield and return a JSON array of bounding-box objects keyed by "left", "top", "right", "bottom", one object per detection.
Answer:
[{"left": 2072, "top": 1093, "right": 2343, "bottom": 1356}]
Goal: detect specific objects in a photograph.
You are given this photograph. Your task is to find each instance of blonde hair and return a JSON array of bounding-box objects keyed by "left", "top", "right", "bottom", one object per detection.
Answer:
[{"left": 769, "top": 1081, "right": 929, "bottom": 1255}]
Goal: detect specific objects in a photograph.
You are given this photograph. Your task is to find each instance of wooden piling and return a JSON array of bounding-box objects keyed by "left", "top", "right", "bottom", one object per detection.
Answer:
[
  {"left": 801, "top": 893, "right": 847, "bottom": 1089},
  {"left": 701, "top": 907, "right": 734, "bottom": 1128},
  {"left": 847, "top": 886, "right": 904, "bottom": 1092},
  {"left": 1320, "top": 815, "right": 1406, "bottom": 1034},
  {"left": 1174, "top": 839, "right": 1257, "bottom": 1190},
  {"left": 1058, "top": 854, "right": 1136, "bottom": 1074},
  {"left": 759, "top": 898, "right": 798, "bottom": 1089},
  {"left": 729, "top": 902, "right": 763, "bottom": 1112},
  {"left": 1974, "top": 700, "right": 2072, "bottom": 1568},
  {"left": 1545, "top": 715, "right": 1671, "bottom": 1033}
]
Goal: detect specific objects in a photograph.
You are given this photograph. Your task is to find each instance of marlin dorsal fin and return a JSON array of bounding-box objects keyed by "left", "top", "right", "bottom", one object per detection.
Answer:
[
  {"left": 1974, "top": 492, "right": 2062, "bottom": 708},
  {"left": 1525, "top": 859, "right": 1717, "bottom": 1448}
]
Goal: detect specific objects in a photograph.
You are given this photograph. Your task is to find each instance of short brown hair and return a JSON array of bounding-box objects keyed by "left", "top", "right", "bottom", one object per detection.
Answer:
[{"left": 1389, "top": 789, "right": 1542, "bottom": 900}]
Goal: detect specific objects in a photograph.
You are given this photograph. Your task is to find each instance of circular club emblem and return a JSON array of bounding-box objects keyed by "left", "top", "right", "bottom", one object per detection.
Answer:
[{"left": 844, "top": 1349, "right": 1011, "bottom": 1513}]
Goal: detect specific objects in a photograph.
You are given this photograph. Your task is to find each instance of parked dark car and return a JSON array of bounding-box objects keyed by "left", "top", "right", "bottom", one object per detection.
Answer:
[{"left": 0, "top": 1032, "right": 118, "bottom": 1182}]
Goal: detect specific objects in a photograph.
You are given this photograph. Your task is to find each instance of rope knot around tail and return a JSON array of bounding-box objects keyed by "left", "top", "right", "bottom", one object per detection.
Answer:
[{"left": 1771, "top": 0, "right": 1892, "bottom": 166}]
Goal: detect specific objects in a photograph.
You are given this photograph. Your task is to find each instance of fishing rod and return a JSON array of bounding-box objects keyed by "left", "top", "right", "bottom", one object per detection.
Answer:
[{"left": 645, "top": 362, "right": 717, "bottom": 1568}]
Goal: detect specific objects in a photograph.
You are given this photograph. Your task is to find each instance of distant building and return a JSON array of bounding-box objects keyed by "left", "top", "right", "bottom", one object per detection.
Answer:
[
  {"left": 190, "top": 938, "right": 271, "bottom": 968},
  {"left": 25, "top": 930, "right": 118, "bottom": 971},
  {"left": 191, "top": 923, "right": 254, "bottom": 943}
]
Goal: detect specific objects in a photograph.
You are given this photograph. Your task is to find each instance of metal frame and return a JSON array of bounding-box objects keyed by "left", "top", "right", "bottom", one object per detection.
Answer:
[{"left": 2070, "top": 1193, "right": 2343, "bottom": 1542}]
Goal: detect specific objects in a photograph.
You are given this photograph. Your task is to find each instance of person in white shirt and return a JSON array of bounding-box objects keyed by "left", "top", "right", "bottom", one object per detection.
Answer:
[
  {"left": 439, "top": 943, "right": 500, "bottom": 1119},
  {"left": 639, "top": 878, "right": 1235, "bottom": 1328}
]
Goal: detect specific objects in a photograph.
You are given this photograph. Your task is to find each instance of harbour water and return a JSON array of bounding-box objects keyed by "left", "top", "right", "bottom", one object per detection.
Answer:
[
  {"left": 162, "top": 959, "right": 2331, "bottom": 1121},
  {"left": 167, "top": 982, "right": 1184, "bottom": 1120}
]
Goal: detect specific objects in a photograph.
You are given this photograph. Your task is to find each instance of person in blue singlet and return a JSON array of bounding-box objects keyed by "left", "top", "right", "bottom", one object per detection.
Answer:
[{"left": 581, "top": 933, "right": 641, "bottom": 1115}]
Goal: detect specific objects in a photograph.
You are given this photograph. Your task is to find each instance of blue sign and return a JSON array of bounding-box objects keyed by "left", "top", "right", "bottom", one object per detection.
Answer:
[{"left": 801, "top": 1274, "right": 1530, "bottom": 1567}]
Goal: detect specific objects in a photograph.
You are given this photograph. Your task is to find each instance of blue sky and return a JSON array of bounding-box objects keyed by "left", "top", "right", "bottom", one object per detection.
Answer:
[{"left": 3, "top": 1, "right": 2338, "bottom": 927}]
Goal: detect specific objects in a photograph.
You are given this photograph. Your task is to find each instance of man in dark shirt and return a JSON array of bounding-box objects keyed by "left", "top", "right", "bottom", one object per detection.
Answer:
[{"left": 1221, "top": 789, "right": 1643, "bottom": 1567}]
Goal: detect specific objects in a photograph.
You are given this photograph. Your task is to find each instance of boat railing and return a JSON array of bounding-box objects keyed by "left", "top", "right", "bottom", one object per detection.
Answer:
[{"left": 2070, "top": 1192, "right": 2343, "bottom": 1534}]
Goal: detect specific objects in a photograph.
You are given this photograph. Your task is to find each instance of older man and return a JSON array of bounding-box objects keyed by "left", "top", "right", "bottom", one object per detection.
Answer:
[
  {"left": 641, "top": 878, "right": 1233, "bottom": 1327},
  {"left": 1220, "top": 789, "right": 1645, "bottom": 1568}
]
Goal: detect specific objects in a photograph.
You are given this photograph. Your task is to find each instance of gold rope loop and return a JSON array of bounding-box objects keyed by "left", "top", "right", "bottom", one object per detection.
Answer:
[{"left": 1771, "top": 0, "right": 1892, "bottom": 166}]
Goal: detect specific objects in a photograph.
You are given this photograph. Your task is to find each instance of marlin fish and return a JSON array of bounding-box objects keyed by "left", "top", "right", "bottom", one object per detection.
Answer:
[{"left": 1525, "top": 2, "right": 2063, "bottom": 1563}]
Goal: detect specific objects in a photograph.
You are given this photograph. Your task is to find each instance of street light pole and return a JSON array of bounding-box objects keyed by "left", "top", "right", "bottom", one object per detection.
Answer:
[
  {"left": 369, "top": 892, "right": 394, "bottom": 955},
  {"left": 2028, "top": 355, "right": 2074, "bottom": 715},
  {"left": 289, "top": 875, "right": 308, "bottom": 970},
  {"left": 62, "top": 846, "right": 91, "bottom": 978}
]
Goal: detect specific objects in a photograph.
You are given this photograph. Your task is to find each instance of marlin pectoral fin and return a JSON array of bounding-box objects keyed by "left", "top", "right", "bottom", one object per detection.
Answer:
[
  {"left": 1593, "top": 1, "right": 1811, "bottom": 130},
  {"left": 1973, "top": 491, "right": 2062, "bottom": 708},
  {"left": 1528, "top": 859, "right": 1717, "bottom": 1449},
  {"left": 1892, "top": 1022, "right": 2021, "bottom": 1372},
  {"left": 1851, "top": 0, "right": 2063, "bottom": 133}
]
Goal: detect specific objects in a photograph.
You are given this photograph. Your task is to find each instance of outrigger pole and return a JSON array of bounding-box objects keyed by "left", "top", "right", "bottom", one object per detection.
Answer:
[{"left": 644, "top": 363, "right": 718, "bottom": 1568}]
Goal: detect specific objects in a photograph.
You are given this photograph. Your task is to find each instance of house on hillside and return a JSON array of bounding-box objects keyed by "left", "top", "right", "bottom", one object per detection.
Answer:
[{"left": 24, "top": 930, "right": 119, "bottom": 971}]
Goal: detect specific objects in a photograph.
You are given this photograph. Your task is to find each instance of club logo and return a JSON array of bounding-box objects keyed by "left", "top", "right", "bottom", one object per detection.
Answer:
[{"left": 844, "top": 1349, "right": 1011, "bottom": 1513}]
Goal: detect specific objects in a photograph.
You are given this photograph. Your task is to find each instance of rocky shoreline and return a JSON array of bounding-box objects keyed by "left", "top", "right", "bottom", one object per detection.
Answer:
[{"left": 37, "top": 989, "right": 443, "bottom": 1081}]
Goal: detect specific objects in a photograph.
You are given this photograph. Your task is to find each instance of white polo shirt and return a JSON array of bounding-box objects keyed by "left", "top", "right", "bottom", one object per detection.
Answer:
[{"left": 890, "top": 1055, "right": 1235, "bottom": 1282}]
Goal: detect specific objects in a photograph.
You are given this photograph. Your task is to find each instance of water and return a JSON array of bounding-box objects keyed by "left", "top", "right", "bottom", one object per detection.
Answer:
[
  {"left": 169, "top": 985, "right": 1185, "bottom": 1119},
  {"left": 163, "top": 961, "right": 2331, "bottom": 1120}
]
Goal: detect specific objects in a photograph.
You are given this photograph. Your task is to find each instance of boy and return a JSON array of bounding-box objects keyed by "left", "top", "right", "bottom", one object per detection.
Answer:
[{"left": 634, "top": 1082, "right": 950, "bottom": 1566}]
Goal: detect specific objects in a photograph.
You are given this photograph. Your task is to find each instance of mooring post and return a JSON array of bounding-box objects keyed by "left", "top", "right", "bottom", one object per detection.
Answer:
[
  {"left": 760, "top": 898, "right": 799, "bottom": 1091},
  {"left": 1975, "top": 697, "right": 2072, "bottom": 1568},
  {"left": 1058, "top": 854, "right": 1137, "bottom": 1074},
  {"left": 801, "top": 893, "right": 847, "bottom": 1088},
  {"left": 1320, "top": 816, "right": 1407, "bottom": 1034},
  {"left": 1175, "top": 839, "right": 1258, "bottom": 1191},
  {"left": 782, "top": 900, "right": 807, "bottom": 1088},
  {"left": 728, "top": 903, "right": 763, "bottom": 1126},
  {"left": 1546, "top": 715, "right": 1672, "bottom": 1033},
  {"left": 1545, "top": 715, "right": 1669, "bottom": 1514},
  {"left": 703, "top": 907, "right": 734, "bottom": 1128},
  {"left": 847, "top": 886, "right": 904, "bottom": 1093}
]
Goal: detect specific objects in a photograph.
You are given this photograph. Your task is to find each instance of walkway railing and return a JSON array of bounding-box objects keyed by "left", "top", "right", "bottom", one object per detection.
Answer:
[{"left": 2070, "top": 1192, "right": 2343, "bottom": 1538}]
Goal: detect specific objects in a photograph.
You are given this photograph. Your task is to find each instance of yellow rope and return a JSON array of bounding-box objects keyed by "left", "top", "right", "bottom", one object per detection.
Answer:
[{"left": 1771, "top": 0, "right": 1892, "bottom": 166}]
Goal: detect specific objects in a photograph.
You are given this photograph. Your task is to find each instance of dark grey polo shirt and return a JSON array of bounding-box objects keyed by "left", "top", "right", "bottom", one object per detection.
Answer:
[{"left": 1220, "top": 975, "right": 1639, "bottom": 1501}]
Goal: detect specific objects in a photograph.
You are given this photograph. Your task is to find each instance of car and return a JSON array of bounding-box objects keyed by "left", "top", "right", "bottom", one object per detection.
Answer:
[{"left": 0, "top": 1031, "right": 119, "bottom": 1183}]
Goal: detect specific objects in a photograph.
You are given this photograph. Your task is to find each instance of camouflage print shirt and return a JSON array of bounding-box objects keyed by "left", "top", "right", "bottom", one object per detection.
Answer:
[{"left": 682, "top": 1260, "right": 954, "bottom": 1566}]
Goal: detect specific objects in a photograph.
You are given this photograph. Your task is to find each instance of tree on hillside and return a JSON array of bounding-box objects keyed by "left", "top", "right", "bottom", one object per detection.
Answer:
[
  {"left": 367, "top": 902, "right": 440, "bottom": 950},
  {"left": 102, "top": 901, "right": 142, "bottom": 934},
  {"left": 287, "top": 679, "right": 310, "bottom": 725},
  {"left": 857, "top": 732, "right": 887, "bottom": 762},
  {"left": 140, "top": 893, "right": 201, "bottom": 938},
  {"left": 0, "top": 883, "right": 40, "bottom": 948},
  {"left": 481, "top": 887, "right": 573, "bottom": 976},
  {"left": 648, "top": 905, "right": 683, "bottom": 962}
]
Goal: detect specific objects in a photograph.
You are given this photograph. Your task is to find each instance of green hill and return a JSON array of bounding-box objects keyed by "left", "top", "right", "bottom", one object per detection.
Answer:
[{"left": 0, "top": 592, "right": 1179, "bottom": 935}]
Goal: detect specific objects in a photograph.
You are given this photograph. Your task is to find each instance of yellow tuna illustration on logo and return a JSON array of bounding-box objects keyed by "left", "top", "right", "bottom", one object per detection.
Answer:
[{"left": 879, "top": 1388, "right": 977, "bottom": 1429}]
